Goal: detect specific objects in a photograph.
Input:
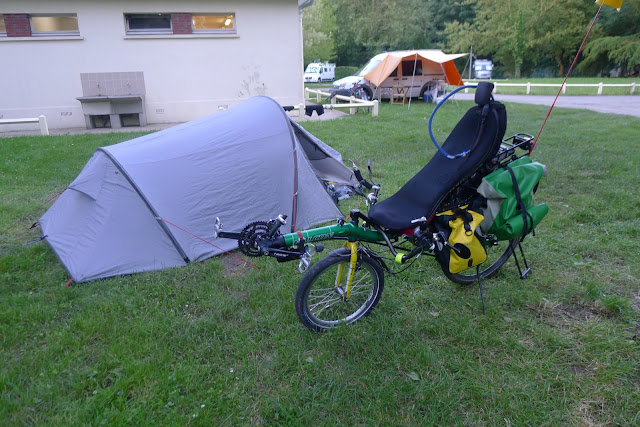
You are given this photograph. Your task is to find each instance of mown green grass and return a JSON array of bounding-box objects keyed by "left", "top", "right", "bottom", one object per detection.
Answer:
[{"left": 1, "top": 101, "right": 639, "bottom": 425}]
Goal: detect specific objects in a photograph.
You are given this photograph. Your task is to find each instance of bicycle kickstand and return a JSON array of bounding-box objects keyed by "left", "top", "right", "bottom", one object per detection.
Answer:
[
  {"left": 477, "top": 265, "right": 486, "bottom": 315},
  {"left": 512, "top": 241, "right": 531, "bottom": 279}
]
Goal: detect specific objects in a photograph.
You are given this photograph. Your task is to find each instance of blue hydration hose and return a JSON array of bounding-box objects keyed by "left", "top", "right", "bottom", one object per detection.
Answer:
[{"left": 428, "top": 84, "right": 478, "bottom": 159}]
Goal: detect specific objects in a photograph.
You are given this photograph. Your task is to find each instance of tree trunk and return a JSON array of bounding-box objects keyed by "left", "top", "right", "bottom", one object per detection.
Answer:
[
  {"left": 556, "top": 55, "right": 565, "bottom": 77},
  {"left": 515, "top": 63, "right": 522, "bottom": 79}
]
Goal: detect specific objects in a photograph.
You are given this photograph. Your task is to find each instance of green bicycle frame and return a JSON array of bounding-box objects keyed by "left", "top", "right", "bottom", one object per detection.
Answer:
[{"left": 281, "top": 222, "right": 387, "bottom": 248}]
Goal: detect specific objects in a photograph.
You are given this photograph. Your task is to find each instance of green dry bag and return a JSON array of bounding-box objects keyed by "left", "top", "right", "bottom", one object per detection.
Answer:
[{"left": 477, "top": 157, "right": 549, "bottom": 241}]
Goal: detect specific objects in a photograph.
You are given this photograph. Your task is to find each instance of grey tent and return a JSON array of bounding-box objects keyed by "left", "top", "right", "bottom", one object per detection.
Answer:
[{"left": 40, "top": 96, "right": 358, "bottom": 282}]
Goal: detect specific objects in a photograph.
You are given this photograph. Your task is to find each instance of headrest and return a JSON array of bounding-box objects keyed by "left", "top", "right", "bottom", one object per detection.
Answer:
[{"left": 475, "top": 82, "right": 494, "bottom": 107}]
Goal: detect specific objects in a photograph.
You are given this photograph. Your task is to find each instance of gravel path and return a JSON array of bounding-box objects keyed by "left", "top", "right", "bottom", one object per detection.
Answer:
[{"left": 454, "top": 93, "right": 640, "bottom": 117}]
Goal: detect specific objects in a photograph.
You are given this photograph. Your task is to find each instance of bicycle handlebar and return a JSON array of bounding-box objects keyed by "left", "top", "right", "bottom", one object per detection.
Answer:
[
  {"left": 349, "top": 159, "right": 374, "bottom": 189},
  {"left": 353, "top": 168, "right": 373, "bottom": 189}
]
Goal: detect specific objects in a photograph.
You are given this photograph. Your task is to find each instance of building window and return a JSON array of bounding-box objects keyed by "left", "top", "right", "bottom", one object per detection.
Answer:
[
  {"left": 30, "top": 14, "right": 79, "bottom": 36},
  {"left": 124, "top": 13, "right": 237, "bottom": 37},
  {"left": 125, "top": 13, "right": 172, "bottom": 34},
  {"left": 192, "top": 14, "right": 235, "bottom": 33},
  {"left": 0, "top": 14, "right": 6, "bottom": 35}
]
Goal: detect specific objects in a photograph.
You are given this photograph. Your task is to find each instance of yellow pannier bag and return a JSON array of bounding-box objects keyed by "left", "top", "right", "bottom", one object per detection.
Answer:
[{"left": 435, "top": 206, "right": 487, "bottom": 274}]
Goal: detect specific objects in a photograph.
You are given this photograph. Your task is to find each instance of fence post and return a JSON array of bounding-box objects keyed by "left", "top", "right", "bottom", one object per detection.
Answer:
[
  {"left": 493, "top": 83, "right": 498, "bottom": 94},
  {"left": 372, "top": 100, "right": 379, "bottom": 117},
  {"left": 38, "top": 115, "right": 49, "bottom": 136},
  {"left": 526, "top": 82, "right": 531, "bottom": 95},
  {"left": 631, "top": 83, "right": 636, "bottom": 95},
  {"left": 350, "top": 96, "right": 356, "bottom": 115},
  {"left": 598, "top": 82, "right": 603, "bottom": 95},
  {"left": 298, "top": 103, "right": 305, "bottom": 119},
  {"left": 316, "top": 90, "right": 321, "bottom": 103},
  {"left": 562, "top": 84, "right": 566, "bottom": 94}
]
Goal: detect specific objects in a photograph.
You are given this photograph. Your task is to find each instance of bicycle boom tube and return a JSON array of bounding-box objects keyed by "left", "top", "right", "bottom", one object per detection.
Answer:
[{"left": 281, "top": 222, "right": 387, "bottom": 247}]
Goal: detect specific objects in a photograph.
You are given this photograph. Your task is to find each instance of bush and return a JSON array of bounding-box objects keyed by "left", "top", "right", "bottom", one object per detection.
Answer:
[{"left": 335, "top": 66, "right": 359, "bottom": 80}]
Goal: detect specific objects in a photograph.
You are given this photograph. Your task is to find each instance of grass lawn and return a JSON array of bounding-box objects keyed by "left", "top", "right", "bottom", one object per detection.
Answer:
[{"left": 1, "top": 101, "right": 639, "bottom": 425}]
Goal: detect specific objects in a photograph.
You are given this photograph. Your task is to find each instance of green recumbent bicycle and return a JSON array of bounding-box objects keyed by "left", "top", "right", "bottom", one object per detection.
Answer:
[{"left": 215, "top": 82, "right": 549, "bottom": 331}]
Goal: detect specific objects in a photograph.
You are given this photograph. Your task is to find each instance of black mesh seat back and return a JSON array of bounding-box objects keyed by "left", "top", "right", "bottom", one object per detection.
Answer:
[{"left": 368, "top": 101, "right": 507, "bottom": 230}]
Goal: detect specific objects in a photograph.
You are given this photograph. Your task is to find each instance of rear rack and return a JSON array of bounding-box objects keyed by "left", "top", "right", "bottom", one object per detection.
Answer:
[{"left": 491, "top": 133, "right": 534, "bottom": 167}]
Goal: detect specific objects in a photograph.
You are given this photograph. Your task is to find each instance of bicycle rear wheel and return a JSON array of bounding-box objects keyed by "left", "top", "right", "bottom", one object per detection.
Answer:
[
  {"left": 443, "top": 238, "right": 518, "bottom": 285},
  {"left": 295, "top": 247, "right": 384, "bottom": 331}
]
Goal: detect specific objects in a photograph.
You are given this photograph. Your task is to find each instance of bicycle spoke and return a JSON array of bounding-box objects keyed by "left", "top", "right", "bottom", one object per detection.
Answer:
[
  {"left": 347, "top": 288, "right": 372, "bottom": 297},
  {"left": 308, "top": 292, "right": 341, "bottom": 309}
]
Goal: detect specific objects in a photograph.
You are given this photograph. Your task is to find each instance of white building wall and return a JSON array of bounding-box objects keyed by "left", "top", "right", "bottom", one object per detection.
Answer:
[{"left": 0, "top": 0, "right": 304, "bottom": 130}]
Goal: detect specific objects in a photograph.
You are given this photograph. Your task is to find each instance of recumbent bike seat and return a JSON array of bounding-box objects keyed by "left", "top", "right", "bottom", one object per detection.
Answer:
[{"left": 368, "top": 82, "right": 507, "bottom": 230}]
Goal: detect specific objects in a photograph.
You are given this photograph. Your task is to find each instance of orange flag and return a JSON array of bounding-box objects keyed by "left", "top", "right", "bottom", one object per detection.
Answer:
[{"left": 596, "top": 0, "right": 623, "bottom": 10}]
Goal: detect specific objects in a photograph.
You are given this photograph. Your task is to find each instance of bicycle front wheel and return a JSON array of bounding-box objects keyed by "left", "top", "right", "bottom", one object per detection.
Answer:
[
  {"left": 443, "top": 238, "right": 519, "bottom": 285},
  {"left": 295, "top": 248, "right": 384, "bottom": 331}
]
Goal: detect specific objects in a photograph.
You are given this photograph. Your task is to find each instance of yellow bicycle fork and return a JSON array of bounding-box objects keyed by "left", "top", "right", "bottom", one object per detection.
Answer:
[{"left": 335, "top": 242, "right": 358, "bottom": 300}]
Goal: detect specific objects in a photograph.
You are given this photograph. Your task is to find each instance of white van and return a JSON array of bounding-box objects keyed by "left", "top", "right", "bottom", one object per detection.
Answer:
[
  {"left": 304, "top": 61, "right": 336, "bottom": 83},
  {"left": 474, "top": 59, "right": 493, "bottom": 79}
]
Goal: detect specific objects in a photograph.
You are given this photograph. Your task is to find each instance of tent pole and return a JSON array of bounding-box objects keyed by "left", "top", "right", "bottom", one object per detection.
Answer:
[
  {"left": 96, "top": 148, "right": 191, "bottom": 264},
  {"left": 408, "top": 53, "right": 418, "bottom": 110},
  {"left": 469, "top": 45, "right": 473, "bottom": 81},
  {"left": 437, "top": 61, "right": 447, "bottom": 103}
]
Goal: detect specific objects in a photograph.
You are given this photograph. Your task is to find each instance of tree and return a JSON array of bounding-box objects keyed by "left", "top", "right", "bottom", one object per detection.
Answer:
[
  {"left": 443, "top": 20, "right": 477, "bottom": 54},
  {"left": 325, "top": 0, "right": 433, "bottom": 66},
  {"left": 302, "top": 0, "right": 337, "bottom": 65},
  {"left": 528, "top": 0, "right": 593, "bottom": 77},
  {"left": 581, "top": 34, "right": 640, "bottom": 75},
  {"left": 426, "top": 0, "right": 477, "bottom": 47},
  {"left": 580, "top": 0, "right": 640, "bottom": 75},
  {"left": 446, "top": 0, "right": 596, "bottom": 78},
  {"left": 458, "top": 0, "right": 540, "bottom": 78}
]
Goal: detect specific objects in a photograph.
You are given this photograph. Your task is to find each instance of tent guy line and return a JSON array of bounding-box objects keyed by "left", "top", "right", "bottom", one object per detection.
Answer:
[
  {"left": 0, "top": 187, "right": 66, "bottom": 235},
  {"left": 159, "top": 217, "right": 264, "bottom": 271}
]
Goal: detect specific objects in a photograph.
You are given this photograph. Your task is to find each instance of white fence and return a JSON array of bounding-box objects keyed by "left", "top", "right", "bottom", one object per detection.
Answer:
[
  {"left": 304, "top": 88, "right": 379, "bottom": 117},
  {"left": 464, "top": 81, "right": 637, "bottom": 95}
]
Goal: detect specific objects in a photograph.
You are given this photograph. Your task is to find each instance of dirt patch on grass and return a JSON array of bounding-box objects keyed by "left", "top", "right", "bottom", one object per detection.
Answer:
[
  {"left": 221, "top": 255, "right": 251, "bottom": 277},
  {"left": 529, "top": 298, "right": 603, "bottom": 328},
  {"left": 575, "top": 399, "right": 606, "bottom": 427}
]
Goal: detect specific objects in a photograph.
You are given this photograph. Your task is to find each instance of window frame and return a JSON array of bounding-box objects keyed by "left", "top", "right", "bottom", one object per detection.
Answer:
[
  {"left": 125, "top": 13, "right": 173, "bottom": 35},
  {"left": 29, "top": 13, "right": 80, "bottom": 37},
  {"left": 0, "top": 14, "right": 6, "bottom": 36}
]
